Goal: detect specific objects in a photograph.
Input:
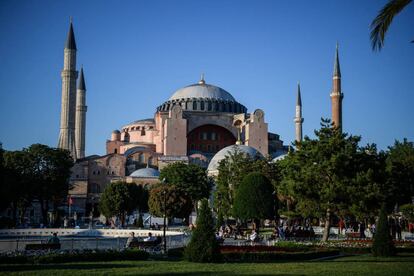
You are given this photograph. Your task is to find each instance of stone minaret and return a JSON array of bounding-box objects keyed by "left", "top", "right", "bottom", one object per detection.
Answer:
[
  {"left": 330, "top": 43, "right": 343, "bottom": 130},
  {"left": 75, "top": 67, "right": 87, "bottom": 159},
  {"left": 58, "top": 20, "right": 78, "bottom": 159},
  {"left": 294, "top": 82, "right": 304, "bottom": 143}
]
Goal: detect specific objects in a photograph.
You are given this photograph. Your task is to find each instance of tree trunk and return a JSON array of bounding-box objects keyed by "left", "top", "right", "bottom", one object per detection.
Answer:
[{"left": 322, "top": 209, "right": 331, "bottom": 242}]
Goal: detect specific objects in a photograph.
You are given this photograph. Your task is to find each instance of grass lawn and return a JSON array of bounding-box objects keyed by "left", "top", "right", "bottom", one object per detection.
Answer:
[{"left": 1, "top": 254, "right": 414, "bottom": 275}]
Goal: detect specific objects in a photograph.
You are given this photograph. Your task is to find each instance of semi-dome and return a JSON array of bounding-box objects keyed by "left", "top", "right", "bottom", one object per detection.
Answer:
[
  {"left": 130, "top": 167, "right": 160, "bottom": 178},
  {"left": 207, "top": 144, "right": 263, "bottom": 173}
]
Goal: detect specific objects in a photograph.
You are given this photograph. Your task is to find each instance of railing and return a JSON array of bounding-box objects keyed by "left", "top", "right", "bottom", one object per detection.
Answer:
[{"left": 0, "top": 235, "right": 191, "bottom": 253}]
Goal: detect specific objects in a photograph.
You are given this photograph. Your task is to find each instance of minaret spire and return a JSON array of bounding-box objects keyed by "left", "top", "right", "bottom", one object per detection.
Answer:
[
  {"left": 294, "top": 82, "right": 304, "bottom": 143},
  {"left": 330, "top": 43, "right": 344, "bottom": 130},
  {"left": 75, "top": 66, "right": 87, "bottom": 159},
  {"left": 58, "top": 20, "right": 78, "bottom": 159}
]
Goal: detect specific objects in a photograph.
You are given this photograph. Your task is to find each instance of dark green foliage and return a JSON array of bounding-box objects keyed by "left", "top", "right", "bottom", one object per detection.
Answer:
[
  {"left": 214, "top": 149, "right": 279, "bottom": 218},
  {"left": 386, "top": 139, "right": 414, "bottom": 207},
  {"left": 136, "top": 213, "right": 144, "bottom": 228},
  {"left": 2, "top": 144, "right": 73, "bottom": 225},
  {"left": 159, "top": 162, "right": 212, "bottom": 203},
  {"left": 400, "top": 204, "right": 414, "bottom": 222},
  {"left": 99, "top": 181, "right": 143, "bottom": 226},
  {"left": 372, "top": 203, "right": 396, "bottom": 257},
  {"left": 148, "top": 184, "right": 193, "bottom": 219},
  {"left": 216, "top": 211, "right": 224, "bottom": 230},
  {"left": 185, "top": 199, "right": 221, "bottom": 262},
  {"left": 370, "top": 0, "right": 412, "bottom": 51},
  {"left": 233, "top": 173, "right": 274, "bottom": 221}
]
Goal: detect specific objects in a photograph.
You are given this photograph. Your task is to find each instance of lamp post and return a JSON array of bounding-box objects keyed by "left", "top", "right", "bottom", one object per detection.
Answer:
[{"left": 162, "top": 178, "right": 167, "bottom": 253}]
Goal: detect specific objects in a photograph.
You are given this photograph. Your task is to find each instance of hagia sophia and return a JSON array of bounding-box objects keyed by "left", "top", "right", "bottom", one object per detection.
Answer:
[{"left": 59, "top": 22, "right": 342, "bottom": 216}]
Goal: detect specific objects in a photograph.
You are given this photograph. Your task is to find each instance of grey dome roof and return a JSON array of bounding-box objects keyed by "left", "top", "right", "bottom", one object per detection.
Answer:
[
  {"left": 207, "top": 145, "right": 263, "bottom": 172},
  {"left": 130, "top": 167, "right": 160, "bottom": 178},
  {"left": 170, "top": 82, "right": 235, "bottom": 102}
]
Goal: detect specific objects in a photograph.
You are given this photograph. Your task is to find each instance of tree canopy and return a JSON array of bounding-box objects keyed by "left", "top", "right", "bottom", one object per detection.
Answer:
[
  {"left": 159, "top": 162, "right": 212, "bottom": 204},
  {"left": 232, "top": 172, "right": 275, "bottom": 221},
  {"left": 148, "top": 184, "right": 193, "bottom": 219},
  {"left": 99, "top": 181, "right": 146, "bottom": 226}
]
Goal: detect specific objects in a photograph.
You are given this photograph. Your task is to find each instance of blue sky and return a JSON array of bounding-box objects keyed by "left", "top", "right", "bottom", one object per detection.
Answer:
[{"left": 0, "top": 0, "right": 413, "bottom": 156}]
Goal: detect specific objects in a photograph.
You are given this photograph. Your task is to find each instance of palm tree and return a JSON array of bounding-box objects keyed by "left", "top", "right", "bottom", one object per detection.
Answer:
[{"left": 370, "top": 0, "right": 412, "bottom": 51}]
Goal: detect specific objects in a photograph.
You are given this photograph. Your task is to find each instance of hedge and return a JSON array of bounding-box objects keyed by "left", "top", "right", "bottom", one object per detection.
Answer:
[{"left": 0, "top": 249, "right": 149, "bottom": 264}]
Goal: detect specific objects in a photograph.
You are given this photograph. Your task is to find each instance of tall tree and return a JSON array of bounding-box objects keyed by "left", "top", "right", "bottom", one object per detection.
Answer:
[
  {"left": 148, "top": 184, "right": 193, "bottom": 220},
  {"left": 159, "top": 162, "right": 212, "bottom": 207},
  {"left": 99, "top": 181, "right": 140, "bottom": 227},
  {"left": 386, "top": 139, "right": 414, "bottom": 207},
  {"left": 233, "top": 173, "right": 275, "bottom": 232},
  {"left": 279, "top": 119, "right": 362, "bottom": 241},
  {"left": 370, "top": 0, "right": 412, "bottom": 51},
  {"left": 185, "top": 199, "right": 221, "bottom": 262}
]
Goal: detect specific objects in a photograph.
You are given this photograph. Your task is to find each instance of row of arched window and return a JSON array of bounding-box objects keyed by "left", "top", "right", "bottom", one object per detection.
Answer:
[{"left": 157, "top": 99, "right": 246, "bottom": 113}]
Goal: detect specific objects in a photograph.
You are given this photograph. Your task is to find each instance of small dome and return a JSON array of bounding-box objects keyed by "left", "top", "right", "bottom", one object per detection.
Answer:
[
  {"left": 112, "top": 130, "right": 121, "bottom": 134},
  {"left": 272, "top": 154, "right": 287, "bottom": 162},
  {"left": 207, "top": 145, "right": 263, "bottom": 172},
  {"left": 130, "top": 167, "right": 160, "bottom": 178},
  {"left": 170, "top": 82, "right": 235, "bottom": 102}
]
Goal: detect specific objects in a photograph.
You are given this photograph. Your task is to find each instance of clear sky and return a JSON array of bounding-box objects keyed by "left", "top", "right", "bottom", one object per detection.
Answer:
[{"left": 0, "top": 0, "right": 413, "bottom": 156}]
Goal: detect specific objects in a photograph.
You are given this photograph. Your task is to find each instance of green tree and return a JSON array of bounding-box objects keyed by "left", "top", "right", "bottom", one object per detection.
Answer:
[
  {"left": 372, "top": 203, "right": 396, "bottom": 257},
  {"left": 159, "top": 162, "right": 212, "bottom": 207},
  {"left": 185, "top": 199, "right": 221, "bottom": 262},
  {"left": 370, "top": 0, "right": 412, "bottom": 51},
  {"left": 279, "top": 119, "right": 362, "bottom": 241},
  {"left": 386, "top": 139, "right": 414, "bottom": 207},
  {"left": 400, "top": 204, "right": 414, "bottom": 222},
  {"left": 214, "top": 149, "right": 278, "bottom": 218},
  {"left": 233, "top": 173, "right": 274, "bottom": 232},
  {"left": 99, "top": 181, "right": 139, "bottom": 227},
  {"left": 148, "top": 184, "right": 193, "bottom": 219}
]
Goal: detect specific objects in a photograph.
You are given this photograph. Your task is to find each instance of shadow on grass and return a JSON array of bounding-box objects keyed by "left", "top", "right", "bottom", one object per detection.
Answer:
[
  {"left": 0, "top": 263, "right": 135, "bottom": 272},
  {"left": 322, "top": 254, "right": 414, "bottom": 263}
]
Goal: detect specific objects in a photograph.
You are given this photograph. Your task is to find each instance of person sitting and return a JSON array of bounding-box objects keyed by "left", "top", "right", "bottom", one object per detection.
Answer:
[
  {"left": 249, "top": 230, "right": 258, "bottom": 242},
  {"left": 47, "top": 232, "right": 60, "bottom": 244},
  {"left": 143, "top": 232, "right": 156, "bottom": 242},
  {"left": 126, "top": 232, "right": 137, "bottom": 248}
]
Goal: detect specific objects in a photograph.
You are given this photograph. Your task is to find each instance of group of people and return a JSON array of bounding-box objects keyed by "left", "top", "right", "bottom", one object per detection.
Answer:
[
  {"left": 125, "top": 232, "right": 158, "bottom": 248},
  {"left": 270, "top": 224, "right": 315, "bottom": 241}
]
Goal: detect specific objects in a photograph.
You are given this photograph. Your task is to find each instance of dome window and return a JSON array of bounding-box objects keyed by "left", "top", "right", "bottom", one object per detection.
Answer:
[
  {"left": 193, "top": 101, "right": 197, "bottom": 110},
  {"left": 200, "top": 101, "right": 205, "bottom": 110},
  {"left": 208, "top": 101, "right": 212, "bottom": 111}
]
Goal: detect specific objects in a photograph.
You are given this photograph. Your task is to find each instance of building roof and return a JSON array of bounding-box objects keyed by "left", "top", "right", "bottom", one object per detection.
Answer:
[
  {"left": 65, "top": 22, "right": 77, "bottom": 50},
  {"left": 207, "top": 144, "right": 263, "bottom": 172},
  {"left": 78, "top": 67, "right": 86, "bottom": 90},
  {"left": 130, "top": 167, "right": 160, "bottom": 178},
  {"left": 170, "top": 78, "right": 235, "bottom": 102}
]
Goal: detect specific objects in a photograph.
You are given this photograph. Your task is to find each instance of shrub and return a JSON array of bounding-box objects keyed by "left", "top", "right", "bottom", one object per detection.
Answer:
[
  {"left": 185, "top": 199, "right": 221, "bottom": 262},
  {"left": 372, "top": 203, "right": 396, "bottom": 257}
]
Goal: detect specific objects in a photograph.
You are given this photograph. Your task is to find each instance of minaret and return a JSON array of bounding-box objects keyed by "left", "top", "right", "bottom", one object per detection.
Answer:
[
  {"left": 58, "top": 19, "right": 78, "bottom": 159},
  {"left": 75, "top": 67, "right": 87, "bottom": 159},
  {"left": 294, "top": 82, "right": 304, "bottom": 143},
  {"left": 330, "top": 43, "right": 343, "bottom": 130}
]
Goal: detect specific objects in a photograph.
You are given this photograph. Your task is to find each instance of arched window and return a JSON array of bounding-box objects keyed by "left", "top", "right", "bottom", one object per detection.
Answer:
[
  {"left": 193, "top": 101, "right": 197, "bottom": 110},
  {"left": 114, "top": 149, "right": 117, "bottom": 154},
  {"left": 200, "top": 101, "right": 205, "bottom": 110},
  {"left": 141, "top": 128, "right": 146, "bottom": 136},
  {"left": 208, "top": 101, "right": 212, "bottom": 111},
  {"left": 124, "top": 132, "right": 130, "bottom": 142}
]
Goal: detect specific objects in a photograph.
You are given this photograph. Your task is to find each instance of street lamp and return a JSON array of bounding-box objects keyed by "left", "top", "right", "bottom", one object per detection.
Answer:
[{"left": 162, "top": 178, "right": 167, "bottom": 253}]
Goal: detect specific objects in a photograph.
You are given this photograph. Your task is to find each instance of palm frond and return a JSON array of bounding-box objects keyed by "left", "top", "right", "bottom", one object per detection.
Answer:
[{"left": 370, "top": 0, "right": 412, "bottom": 51}]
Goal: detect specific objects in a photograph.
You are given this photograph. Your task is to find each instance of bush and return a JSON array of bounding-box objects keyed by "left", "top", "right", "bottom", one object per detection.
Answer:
[
  {"left": 185, "top": 199, "right": 221, "bottom": 262},
  {"left": 372, "top": 203, "right": 396, "bottom": 257}
]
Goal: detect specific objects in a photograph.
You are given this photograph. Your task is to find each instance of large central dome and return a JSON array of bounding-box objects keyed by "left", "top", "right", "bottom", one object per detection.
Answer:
[
  {"left": 170, "top": 78, "right": 235, "bottom": 102},
  {"left": 156, "top": 76, "right": 247, "bottom": 114}
]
